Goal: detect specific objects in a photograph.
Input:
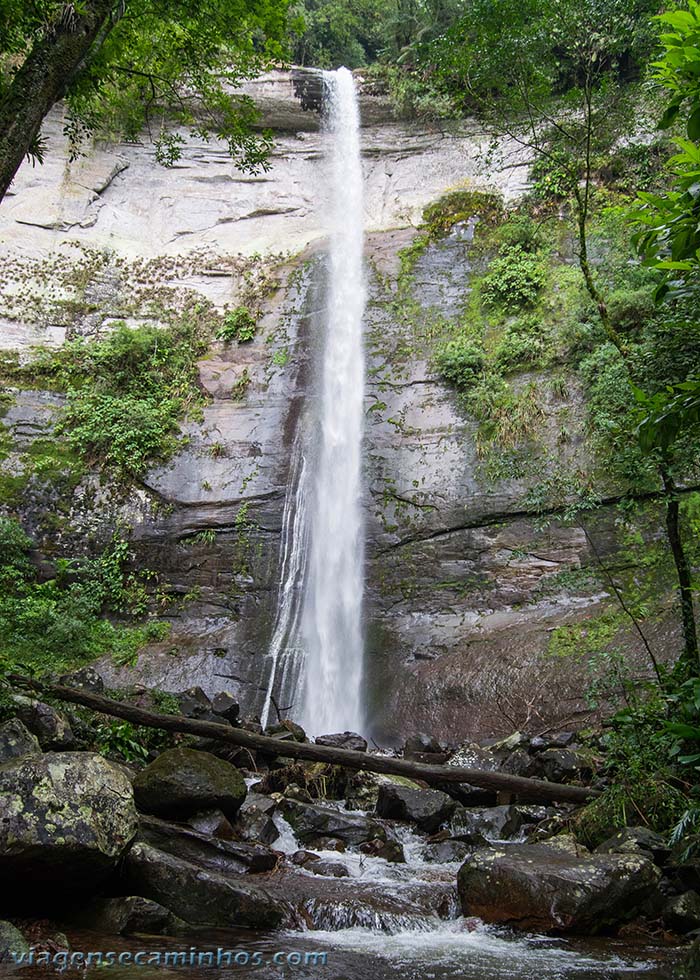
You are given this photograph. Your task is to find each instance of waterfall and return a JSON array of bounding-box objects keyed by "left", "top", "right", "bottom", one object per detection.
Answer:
[{"left": 262, "top": 67, "right": 366, "bottom": 735}]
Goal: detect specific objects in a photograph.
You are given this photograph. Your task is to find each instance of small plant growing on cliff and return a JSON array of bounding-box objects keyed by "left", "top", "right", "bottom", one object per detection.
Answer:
[
  {"left": 216, "top": 307, "right": 258, "bottom": 343},
  {"left": 231, "top": 368, "right": 251, "bottom": 401},
  {"left": 482, "top": 245, "right": 547, "bottom": 310},
  {"left": 434, "top": 336, "right": 485, "bottom": 390}
]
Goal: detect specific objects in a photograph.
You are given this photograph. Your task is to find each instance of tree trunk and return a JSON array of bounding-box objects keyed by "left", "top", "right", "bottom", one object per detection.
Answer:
[
  {"left": 9, "top": 675, "right": 598, "bottom": 804},
  {"left": 661, "top": 465, "right": 699, "bottom": 671},
  {"left": 0, "top": 0, "right": 115, "bottom": 203}
]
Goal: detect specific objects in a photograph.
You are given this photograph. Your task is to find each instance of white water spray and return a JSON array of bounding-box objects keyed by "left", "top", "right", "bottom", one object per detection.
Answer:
[
  {"left": 300, "top": 67, "right": 366, "bottom": 734},
  {"left": 261, "top": 68, "right": 366, "bottom": 734}
]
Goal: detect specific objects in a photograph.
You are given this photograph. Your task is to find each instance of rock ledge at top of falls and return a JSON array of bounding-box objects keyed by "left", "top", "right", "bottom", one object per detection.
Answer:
[
  {"left": 0, "top": 70, "right": 530, "bottom": 261},
  {"left": 457, "top": 841, "right": 662, "bottom": 934}
]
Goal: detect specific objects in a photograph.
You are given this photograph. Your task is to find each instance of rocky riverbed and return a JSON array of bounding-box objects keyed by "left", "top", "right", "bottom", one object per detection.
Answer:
[{"left": 0, "top": 680, "right": 693, "bottom": 978}]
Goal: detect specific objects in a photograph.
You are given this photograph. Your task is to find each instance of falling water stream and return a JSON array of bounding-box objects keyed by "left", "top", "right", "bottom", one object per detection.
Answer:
[
  {"left": 263, "top": 67, "right": 366, "bottom": 735},
  {"left": 246, "top": 71, "right": 679, "bottom": 980}
]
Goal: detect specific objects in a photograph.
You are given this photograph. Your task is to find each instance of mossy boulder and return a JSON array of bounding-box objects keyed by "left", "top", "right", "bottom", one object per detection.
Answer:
[
  {"left": 0, "top": 921, "right": 29, "bottom": 959},
  {"left": 133, "top": 748, "right": 247, "bottom": 819},
  {"left": 0, "top": 752, "right": 137, "bottom": 908}
]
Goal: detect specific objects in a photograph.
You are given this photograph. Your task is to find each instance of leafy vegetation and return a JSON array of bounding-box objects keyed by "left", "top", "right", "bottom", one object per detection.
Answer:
[
  {"left": 3, "top": 319, "right": 208, "bottom": 479},
  {"left": 0, "top": 516, "right": 169, "bottom": 679},
  {"left": 0, "top": 0, "right": 289, "bottom": 201},
  {"left": 216, "top": 306, "right": 259, "bottom": 343}
]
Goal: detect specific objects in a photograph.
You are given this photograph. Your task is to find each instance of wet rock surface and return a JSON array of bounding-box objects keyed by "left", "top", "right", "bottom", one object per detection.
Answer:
[
  {"left": 458, "top": 842, "right": 662, "bottom": 933},
  {"left": 376, "top": 783, "right": 457, "bottom": 833},
  {"left": 279, "top": 798, "right": 388, "bottom": 845}
]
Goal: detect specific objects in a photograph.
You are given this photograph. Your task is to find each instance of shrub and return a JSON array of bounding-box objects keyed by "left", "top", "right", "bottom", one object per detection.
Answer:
[
  {"left": 0, "top": 517, "right": 169, "bottom": 678},
  {"left": 216, "top": 306, "right": 258, "bottom": 343},
  {"left": 494, "top": 314, "right": 547, "bottom": 372},
  {"left": 607, "top": 287, "right": 656, "bottom": 333},
  {"left": 24, "top": 321, "right": 207, "bottom": 480},
  {"left": 58, "top": 392, "right": 182, "bottom": 476},
  {"left": 434, "top": 337, "right": 486, "bottom": 389},
  {"left": 482, "top": 245, "right": 547, "bottom": 309}
]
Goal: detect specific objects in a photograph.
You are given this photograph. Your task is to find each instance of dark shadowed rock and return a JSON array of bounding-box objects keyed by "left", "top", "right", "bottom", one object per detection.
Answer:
[
  {"left": 133, "top": 748, "right": 246, "bottom": 819},
  {"left": 58, "top": 667, "right": 105, "bottom": 694},
  {"left": 187, "top": 808, "right": 236, "bottom": 840},
  {"left": 458, "top": 843, "right": 661, "bottom": 933},
  {"left": 595, "top": 827, "right": 669, "bottom": 863},
  {"left": 422, "top": 840, "right": 472, "bottom": 864},
  {"left": 663, "top": 891, "right": 700, "bottom": 933},
  {"left": 359, "top": 838, "right": 406, "bottom": 863},
  {"left": 72, "top": 896, "right": 182, "bottom": 936},
  {"left": 404, "top": 733, "right": 442, "bottom": 758},
  {"left": 316, "top": 732, "right": 368, "bottom": 752},
  {"left": 450, "top": 805, "right": 522, "bottom": 842},
  {"left": 280, "top": 799, "right": 387, "bottom": 845},
  {"left": 176, "top": 687, "right": 213, "bottom": 719},
  {"left": 139, "top": 814, "right": 278, "bottom": 873},
  {"left": 0, "top": 718, "right": 40, "bottom": 764},
  {"left": 211, "top": 692, "right": 240, "bottom": 724},
  {"left": 125, "top": 842, "right": 284, "bottom": 929},
  {"left": 376, "top": 783, "right": 456, "bottom": 834},
  {"left": 307, "top": 860, "right": 350, "bottom": 878},
  {"left": 0, "top": 752, "right": 137, "bottom": 906},
  {"left": 235, "top": 803, "right": 279, "bottom": 846},
  {"left": 538, "top": 748, "right": 593, "bottom": 783},
  {"left": 265, "top": 720, "right": 306, "bottom": 743},
  {"left": 11, "top": 697, "right": 77, "bottom": 750}
]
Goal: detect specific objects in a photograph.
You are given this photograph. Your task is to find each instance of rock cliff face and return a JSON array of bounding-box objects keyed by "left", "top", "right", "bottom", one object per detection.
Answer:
[{"left": 0, "top": 72, "right": 675, "bottom": 741}]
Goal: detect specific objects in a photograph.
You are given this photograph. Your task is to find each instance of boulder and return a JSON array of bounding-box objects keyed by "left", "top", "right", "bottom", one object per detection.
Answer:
[
  {"left": 663, "top": 891, "right": 700, "bottom": 933},
  {"left": 73, "top": 896, "right": 182, "bottom": 936},
  {"left": 376, "top": 783, "right": 456, "bottom": 834},
  {"left": 595, "top": 827, "right": 669, "bottom": 863},
  {"left": 265, "top": 720, "right": 306, "bottom": 743},
  {"left": 450, "top": 805, "right": 523, "bottom": 843},
  {"left": 422, "top": 840, "right": 471, "bottom": 864},
  {"left": 176, "top": 687, "right": 213, "bottom": 720},
  {"left": 445, "top": 743, "right": 500, "bottom": 803},
  {"left": 359, "top": 838, "right": 406, "bottom": 863},
  {"left": 125, "top": 842, "right": 285, "bottom": 929},
  {"left": 11, "top": 697, "right": 77, "bottom": 750},
  {"left": 538, "top": 748, "right": 593, "bottom": 783},
  {"left": 57, "top": 666, "right": 105, "bottom": 693},
  {"left": 133, "top": 748, "right": 247, "bottom": 819},
  {"left": 279, "top": 799, "right": 387, "bottom": 845},
  {"left": 187, "top": 809, "right": 236, "bottom": 841},
  {"left": 0, "top": 752, "right": 137, "bottom": 906},
  {"left": 235, "top": 802, "right": 279, "bottom": 846},
  {"left": 139, "top": 815, "right": 278, "bottom": 873},
  {"left": 316, "top": 732, "right": 367, "bottom": 752},
  {"left": 307, "top": 860, "right": 350, "bottom": 878},
  {"left": 404, "top": 733, "right": 442, "bottom": 757},
  {"left": 0, "top": 719, "right": 40, "bottom": 764},
  {"left": 458, "top": 843, "right": 661, "bottom": 934},
  {"left": 211, "top": 692, "right": 240, "bottom": 724},
  {"left": 0, "top": 921, "right": 29, "bottom": 959}
]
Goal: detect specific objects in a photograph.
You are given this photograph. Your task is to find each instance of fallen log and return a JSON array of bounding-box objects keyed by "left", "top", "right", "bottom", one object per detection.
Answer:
[{"left": 8, "top": 675, "right": 599, "bottom": 805}]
